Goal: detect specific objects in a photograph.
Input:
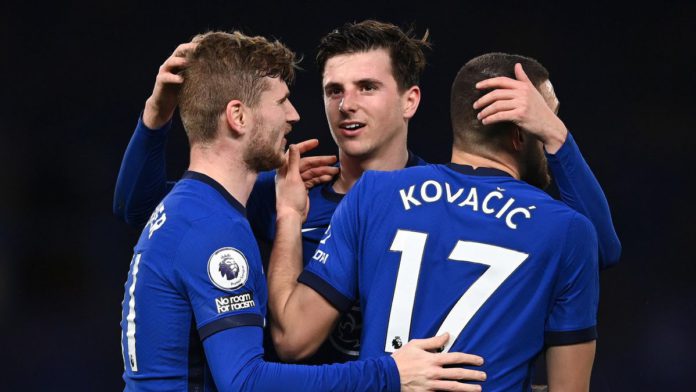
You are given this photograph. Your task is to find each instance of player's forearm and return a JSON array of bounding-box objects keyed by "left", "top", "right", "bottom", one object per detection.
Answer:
[
  {"left": 546, "top": 340, "right": 595, "bottom": 392},
  {"left": 541, "top": 122, "right": 568, "bottom": 154},
  {"left": 236, "top": 353, "right": 399, "bottom": 392},
  {"left": 546, "top": 132, "right": 621, "bottom": 268},
  {"left": 206, "top": 326, "right": 400, "bottom": 392},
  {"left": 113, "top": 114, "right": 172, "bottom": 227},
  {"left": 267, "top": 210, "right": 308, "bottom": 357},
  {"left": 143, "top": 97, "right": 176, "bottom": 130}
]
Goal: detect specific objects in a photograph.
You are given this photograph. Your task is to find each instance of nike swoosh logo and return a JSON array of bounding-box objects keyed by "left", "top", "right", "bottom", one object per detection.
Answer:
[{"left": 301, "top": 227, "right": 327, "bottom": 233}]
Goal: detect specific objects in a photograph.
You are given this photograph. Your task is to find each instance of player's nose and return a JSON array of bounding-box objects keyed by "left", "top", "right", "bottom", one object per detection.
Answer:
[
  {"left": 287, "top": 100, "right": 300, "bottom": 124},
  {"left": 339, "top": 90, "right": 358, "bottom": 113}
]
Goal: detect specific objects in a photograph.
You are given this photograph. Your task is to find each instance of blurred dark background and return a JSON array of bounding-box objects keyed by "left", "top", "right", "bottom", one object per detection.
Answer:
[{"left": 1, "top": 1, "right": 694, "bottom": 390}]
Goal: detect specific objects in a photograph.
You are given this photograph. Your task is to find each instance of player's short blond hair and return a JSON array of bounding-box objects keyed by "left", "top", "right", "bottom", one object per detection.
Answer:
[{"left": 180, "top": 31, "right": 298, "bottom": 144}]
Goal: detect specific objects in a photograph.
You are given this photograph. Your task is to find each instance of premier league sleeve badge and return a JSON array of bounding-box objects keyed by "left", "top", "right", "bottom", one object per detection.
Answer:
[{"left": 207, "top": 247, "right": 250, "bottom": 291}]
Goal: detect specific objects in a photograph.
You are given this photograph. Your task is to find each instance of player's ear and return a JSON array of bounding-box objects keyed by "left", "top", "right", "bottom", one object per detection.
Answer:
[
  {"left": 225, "top": 100, "right": 248, "bottom": 137},
  {"left": 401, "top": 85, "right": 421, "bottom": 120}
]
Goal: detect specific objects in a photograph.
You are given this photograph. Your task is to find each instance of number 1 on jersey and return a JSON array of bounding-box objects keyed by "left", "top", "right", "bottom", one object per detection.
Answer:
[
  {"left": 123, "top": 253, "right": 142, "bottom": 372},
  {"left": 386, "top": 229, "right": 529, "bottom": 353}
]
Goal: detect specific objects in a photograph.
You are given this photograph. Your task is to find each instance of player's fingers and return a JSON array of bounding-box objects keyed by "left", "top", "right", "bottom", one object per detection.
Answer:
[
  {"left": 514, "top": 63, "right": 532, "bottom": 84},
  {"left": 287, "top": 144, "right": 301, "bottom": 174},
  {"left": 477, "top": 99, "right": 519, "bottom": 121},
  {"left": 276, "top": 150, "right": 290, "bottom": 178},
  {"left": 476, "top": 76, "right": 524, "bottom": 91},
  {"left": 436, "top": 366, "right": 486, "bottom": 381},
  {"left": 298, "top": 155, "right": 338, "bottom": 172},
  {"left": 156, "top": 72, "right": 184, "bottom": 85},
  {"left": 473, "top": 89, "right": 517, "bottom": 109},
  {"left": 429, "top": 380, "right": 482, "bottom": 392},
  {"left": 409, "top": 332, "right": 450, "bottom": 350},
  {"left": 162, "top": 56, "right": 189, "bottom": 74},
  {"left": 300, "top": 166, "right": 339, "bottom": 181},
  {"left": 480, "top": 109, "right": 521, "bottom": 125},
  {"left": 435, "top": 352, "right": 484, "bottom": 367},
  {"left": 173, "top": 42, "right": 197, "bottom": 57},
  {"left": 295, "top": 139, "right": 320, "bottom": 154},
  {"left": 304, "top": 174, "right": 337, "bottom": 189}
]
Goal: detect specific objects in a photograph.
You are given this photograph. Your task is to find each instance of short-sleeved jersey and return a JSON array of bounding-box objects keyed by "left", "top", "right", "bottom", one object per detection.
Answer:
[
  {"left": 120, "top": 171, "right": 266, "bottom": 391},
  {"left": 248, "top": 152, "right": 427, "bottom": 363},
  {"left": 301, "top": 163, "right": 599, "bottom": 391}
]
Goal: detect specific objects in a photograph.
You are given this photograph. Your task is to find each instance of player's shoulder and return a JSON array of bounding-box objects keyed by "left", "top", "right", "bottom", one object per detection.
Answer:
[
  {"left": 521, "top": 184, "right": 584, "bottom": 220},
  {"left": 361, "top": 164, "right": 440, "bottom": 186},
  {"left": 155, "top": 176, "right": 249, "bottom": 239},
  {"left": 163, "top": 191, "right": 255, "bottom": 272},
  {"left": 511, "top": 182, "right": 596, "bottom": 244}
]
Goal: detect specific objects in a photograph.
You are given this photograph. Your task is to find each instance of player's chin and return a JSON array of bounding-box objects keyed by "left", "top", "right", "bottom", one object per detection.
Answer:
[
  {"left": 248, "top": 151, "right": 285, "bottom": 172},
  {"left": 338, "top": 141, "right": 372, "bottom": 158}
]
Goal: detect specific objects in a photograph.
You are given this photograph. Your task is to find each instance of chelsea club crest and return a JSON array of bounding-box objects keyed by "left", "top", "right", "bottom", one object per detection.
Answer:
[{"left": 207, "top": 247, "right": 249, "bottom": 291}]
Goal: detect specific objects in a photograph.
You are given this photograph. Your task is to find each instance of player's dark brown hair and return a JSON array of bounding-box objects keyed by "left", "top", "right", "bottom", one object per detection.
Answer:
[
  {"left": 316, "top": 20, "right": 430, "bottom": 92},
  {"left": 450, "top": 53, "right": 549, "bottom": 153},
  {"left": 179, "top": 31, "right": 298, "bottom": 144}
]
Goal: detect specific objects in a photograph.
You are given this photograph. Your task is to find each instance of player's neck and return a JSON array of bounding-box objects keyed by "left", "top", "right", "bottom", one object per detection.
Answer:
[
  {"left": 334, "top": 144, "right": 409, "bottom": 194},
  {"left": 450, "top": 148, "right": 520, "bottom": 180},
  {"left": 188, "top": 143, "right": 257, "bottom": 207}
]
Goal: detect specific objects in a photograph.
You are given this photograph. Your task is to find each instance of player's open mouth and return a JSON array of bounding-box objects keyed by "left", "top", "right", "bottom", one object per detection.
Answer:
[{"left": 339, "top": 121, "right": 366, "bottom": 134}]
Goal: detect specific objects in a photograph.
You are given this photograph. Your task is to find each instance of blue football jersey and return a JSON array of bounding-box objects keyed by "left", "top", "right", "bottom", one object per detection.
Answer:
[
  {"left": 301, "top": 164, "right": 599, "bottom": 391},
  {"left": 248, "top": 152, "right": 427, "bottom": 363},
  {"left": 119, "top": 171, "right": 402, "bottom": 392},
  {"left": 120, "top": 171, "right": 267, "bottom": 391}
]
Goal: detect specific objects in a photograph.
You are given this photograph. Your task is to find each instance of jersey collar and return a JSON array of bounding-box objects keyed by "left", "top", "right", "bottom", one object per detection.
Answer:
[
  {"left": 182, "top": 171, "right": 247, "bottom": 216},
  {"left": 405, "top": 150, "right": 426, "bottom": 167},
  {"left": 446, "top": 163, "right": 513, "bottom": 178},
  {"left": 321, "top": 150, "right": 426, "bottom": 202}
]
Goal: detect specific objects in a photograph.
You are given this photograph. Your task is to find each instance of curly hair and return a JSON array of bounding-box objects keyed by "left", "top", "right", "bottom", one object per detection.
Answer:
[
  {"left": 316, "top": 20, "right": 430, "bottom": 92},
  {"left": 180, "top": 31, "right": 298, "bottom": 144}
]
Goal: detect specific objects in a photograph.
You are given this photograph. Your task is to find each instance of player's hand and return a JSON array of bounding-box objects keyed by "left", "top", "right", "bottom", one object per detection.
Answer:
[
  {"left": 473, "top": 63, "right": 568, "bottom": 153},
  {"left": 392, "top": 333, "right": 486, "bottom": 391},
  {"left": 276, "top": 144, "right": 310, "bottom": 222},
  {"left": 295, "top": 139, "right": 339, "bottom": 189},
  {"left": 143, "top": 42, "right": 198, "bottom": 129}
]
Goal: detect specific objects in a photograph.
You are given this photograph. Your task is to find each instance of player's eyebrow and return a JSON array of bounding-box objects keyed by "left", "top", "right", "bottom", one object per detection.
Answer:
[
  {"left": 356, "top": 78, "right": 383, "bottom": 88},
  {"left": 323, "top": 82, "right": 342, "bottom": 92},
  {"left": 277, "top": 92, "right": 290, "bottom": 104}
]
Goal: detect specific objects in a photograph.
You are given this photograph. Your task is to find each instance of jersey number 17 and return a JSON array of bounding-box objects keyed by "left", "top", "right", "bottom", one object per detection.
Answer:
[{"left": 385, "top": 229, "right": 529, "bottom": 353}]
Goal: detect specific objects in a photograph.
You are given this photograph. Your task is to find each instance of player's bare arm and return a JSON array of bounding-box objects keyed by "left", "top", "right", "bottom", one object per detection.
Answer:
[
  {"left": 546, "top": 340, "right": 596, "bottom": 392},
  {"left": 473, "top": 63, "right": 568, "bottom": 153},
  {"left": 268, "top": 143, "right": 341, "bottom": 360},
  {"left": 142, "top": 42, "right": 197, "bottom": 129}
]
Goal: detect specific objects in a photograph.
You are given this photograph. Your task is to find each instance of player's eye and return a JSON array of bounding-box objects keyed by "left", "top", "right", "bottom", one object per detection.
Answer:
[{"left": 325, "top": 87, "right": 342, "bottom": 97}]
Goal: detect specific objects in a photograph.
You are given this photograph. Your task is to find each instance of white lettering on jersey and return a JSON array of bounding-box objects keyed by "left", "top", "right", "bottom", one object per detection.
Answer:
[
  {"left": 397, "top": 180, "right": 535, "bottom": 230},
  {"left": 420, "top": 180, "right": 442, "bottom": 202},
  {"left": 320, "top": 225, "right": 332, "bottom": 244},
  {"left": 146, "top": 203, "right": 167, "bottom": 239},
  {"left": 215, "top": 292, "right": 256, "bottom": 314},
  {"left": 312, "top": 249, "right": 330, "bottom": 264},
  {"left": 399, "top": 185, "right": 422, "bottom": 210}
]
